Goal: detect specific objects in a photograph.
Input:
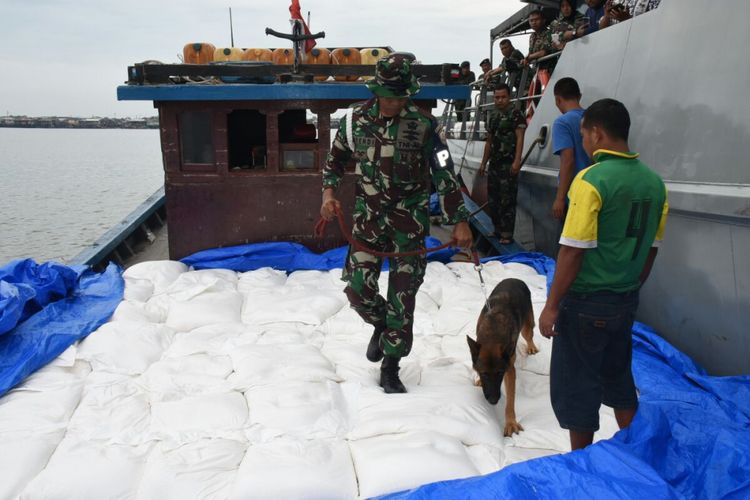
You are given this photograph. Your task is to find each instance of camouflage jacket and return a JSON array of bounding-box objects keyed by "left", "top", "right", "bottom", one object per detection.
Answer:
[
  {"left": 500, "top": 49, "right": 525, "bottom": 90},
  {"left": 323, "top": 98, "right": 469, "bottom": 245},
  {"left": 549, "top": 12, "right": 587, "bottom": 39},
  {"left": 528, "top": 28, "right": 556, "bottom": 69},
  {"left": 486, "top": 105, "right": 527, "bottom": 164}
]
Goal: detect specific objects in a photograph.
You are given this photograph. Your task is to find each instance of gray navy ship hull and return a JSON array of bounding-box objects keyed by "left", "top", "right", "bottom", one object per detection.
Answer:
[{"left": 449, "top": 0, "right": 750, "bottom": 375}]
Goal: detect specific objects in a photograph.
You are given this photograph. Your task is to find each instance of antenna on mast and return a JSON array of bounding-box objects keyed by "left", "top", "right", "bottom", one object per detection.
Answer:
[{"left": 229, "top": 7, "right": 235, "bottom": 48}]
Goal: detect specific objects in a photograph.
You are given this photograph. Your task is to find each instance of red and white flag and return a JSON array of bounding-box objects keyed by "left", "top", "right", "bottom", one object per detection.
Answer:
[{"left": 289, "top": 0, "right": 316, "bottom": 52}]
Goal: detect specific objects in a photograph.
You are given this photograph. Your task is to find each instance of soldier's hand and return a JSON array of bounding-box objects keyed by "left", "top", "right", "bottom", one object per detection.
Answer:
[
  {"left": 451, "top": 221, "right": 473, "bottom": 248},
  {"left": 511, "top": 159, "right": 522, "bottom": 176},
  {"left": 320, "top": 197, "right": 341, "bottom": 221},
  {"left": 552, "top": 197, "right": 566, "bottom": 220}
]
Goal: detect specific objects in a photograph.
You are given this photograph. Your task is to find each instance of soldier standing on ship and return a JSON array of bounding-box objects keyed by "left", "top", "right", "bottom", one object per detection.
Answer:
[
  {"left": 320, "top": 54, "right": 472, "bottom": 394},
  {"left": 479, "top": 83, "right": 527, "bottom": 244}
]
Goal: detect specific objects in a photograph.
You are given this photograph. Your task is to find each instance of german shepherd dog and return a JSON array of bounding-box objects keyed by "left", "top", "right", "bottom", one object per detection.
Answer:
[{"left": 467, "top": 278, "right": 539, "bottom": 436}]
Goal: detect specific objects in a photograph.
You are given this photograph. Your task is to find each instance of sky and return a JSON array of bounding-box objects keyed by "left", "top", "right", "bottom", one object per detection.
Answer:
[{"left": 0, "top": 0, "right": 530, "bottom": 118}]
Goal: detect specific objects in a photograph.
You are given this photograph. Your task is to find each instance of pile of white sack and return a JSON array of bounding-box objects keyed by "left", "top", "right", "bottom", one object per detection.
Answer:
[{"left": 0, "top": 259, "right": 620, "bottom": 499}]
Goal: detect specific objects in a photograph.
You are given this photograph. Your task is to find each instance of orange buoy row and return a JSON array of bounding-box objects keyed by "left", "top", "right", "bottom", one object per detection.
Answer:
[{"left": 182, "top": 44, "right": 390, "bottom": 81}]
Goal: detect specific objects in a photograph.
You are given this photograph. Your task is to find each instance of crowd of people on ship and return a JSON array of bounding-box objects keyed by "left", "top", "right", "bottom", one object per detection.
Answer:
[
  {"left": 461, "top": 0, "right": 661, "bottom": 100},
  {"left": 454, "top": 0, "right": 664, "bottom": 246}
]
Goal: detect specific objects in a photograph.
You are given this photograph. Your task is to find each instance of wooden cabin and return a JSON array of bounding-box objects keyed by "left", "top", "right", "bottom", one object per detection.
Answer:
[{"left": 118, "top": 61, "right": 469, "bottom": 259}]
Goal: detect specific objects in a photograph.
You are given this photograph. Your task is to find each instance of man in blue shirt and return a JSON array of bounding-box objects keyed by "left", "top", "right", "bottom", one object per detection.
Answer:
[
  {"left": 583, "top": 0, "right": 606, "bottom": 34},
  {"left": 551, "top": 77, "right": 590, "bottom": 220}
]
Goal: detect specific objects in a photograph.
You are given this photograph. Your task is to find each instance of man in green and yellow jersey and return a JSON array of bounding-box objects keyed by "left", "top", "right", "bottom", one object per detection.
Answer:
[{"left": 538, "top": 98, "right": 668, "bottom": 451}]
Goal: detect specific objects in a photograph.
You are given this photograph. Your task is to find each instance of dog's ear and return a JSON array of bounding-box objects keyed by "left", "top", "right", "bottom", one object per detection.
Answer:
[{"left": 466, "top": 336, "right": 481, "bottom": 365}]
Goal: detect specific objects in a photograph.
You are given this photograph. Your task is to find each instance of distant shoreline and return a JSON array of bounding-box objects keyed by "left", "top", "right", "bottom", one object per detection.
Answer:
[{"left": 0, "top": 116, "right": 158, "bottom": 129}]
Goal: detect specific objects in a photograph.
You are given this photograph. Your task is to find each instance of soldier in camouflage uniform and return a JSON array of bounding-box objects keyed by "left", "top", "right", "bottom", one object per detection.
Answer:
[
  {"left": 321, "top": 53, "right": 473, "bottom": 393},
  {"left": 479, "top": 83, "right": 527, "bottom": 244},
  {"left": 483, "top": 40, "right": 525, "bottom": 94},
  {"left": 522, "top": 9, "right": 557, "bottom": 77}
]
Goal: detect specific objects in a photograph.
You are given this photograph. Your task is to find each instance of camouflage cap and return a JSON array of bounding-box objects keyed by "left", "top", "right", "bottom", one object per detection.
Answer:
[{"left": 366, "top": 53, "right": 421, "bottom": 98}]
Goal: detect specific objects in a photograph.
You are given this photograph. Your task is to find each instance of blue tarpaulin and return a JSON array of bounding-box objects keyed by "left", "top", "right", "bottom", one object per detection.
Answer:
[
  {"left": 0, "top": 262, "right": 124, "bottom": 397},
  {"left": 181, "top": 237, "right": 458, "bottom": 272},
  {"left": 379, "top": 322, "right": 750, "bottom": 499},
  {"left": 0, "top": 259, "right": 84, "bottom": 335}
]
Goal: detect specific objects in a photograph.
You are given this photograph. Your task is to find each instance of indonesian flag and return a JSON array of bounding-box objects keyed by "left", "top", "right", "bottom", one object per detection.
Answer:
[{"left": 289, "top": 0, "right": 317, "bottom": 52}]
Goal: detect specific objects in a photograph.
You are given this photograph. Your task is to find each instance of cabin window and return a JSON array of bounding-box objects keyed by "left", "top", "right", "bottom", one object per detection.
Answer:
[
  {"left": 279, "top": 109, "right": 318, "bottom": 171},
  {"left": 179, "top": 111, "right": 214, "bottom": 165},
  {"left": 228, "top": 110, "right": 267, "bottom": 170}
]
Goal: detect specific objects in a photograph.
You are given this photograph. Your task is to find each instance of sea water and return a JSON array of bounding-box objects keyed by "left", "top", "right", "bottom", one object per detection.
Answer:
[{"left": 0, "top": 128, "right": 163, "bottom": 264}]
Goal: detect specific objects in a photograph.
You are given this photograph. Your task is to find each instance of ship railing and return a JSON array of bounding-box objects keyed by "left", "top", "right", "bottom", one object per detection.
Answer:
[{"left": 442, "top": 51, "right": 561, "bottom": 141}]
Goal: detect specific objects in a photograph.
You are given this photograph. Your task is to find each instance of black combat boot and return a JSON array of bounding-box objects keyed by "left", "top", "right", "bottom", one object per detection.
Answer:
[
  {"left": 380, "top": 355, "right": 407, "bottom": 394},
  {"left": 366, "top": 326, "right": 385, "bottom": 362}
]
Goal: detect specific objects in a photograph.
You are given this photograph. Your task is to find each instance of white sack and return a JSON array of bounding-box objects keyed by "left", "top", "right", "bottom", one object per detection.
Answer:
[
  {"left": 241, "top": 286, "right": 345, "bottom": 326},
  {"left": 20, "top": 438, "right": 151, "bottom": 500},
  {"left": 122, "top": 260, "right": 187, "bottom": 294},
  {"left": 0, "top": 361, "right": 90, "bottom": 436},
  {"left": 466, "top": 444, "right": 504, "bottom": 475},
  {"left": 237, "top": 267, "right": 287, "bottom": 294},
  {"left": 164, "top": 322, "right": 259, "bottom": 357},
  {"left": 166, "top": 290, "right": 244, "bottom": 332},
  {"left": 321, "top": 339, "right": 420, "bottom": 387},
  {"left": 150, "top": 392, "right": 248, "bottom": 443},
  {"left": 137, "top": 439, "right": 247, "bottom": 500},
  {"left": 77, "top": 321, "right": 174, "bottom": 375},
  {"left": 66, "top": 372, "right": 150, "bottom": 445},
  {"left": 349, "top": 431, "right": 479, "bottom": 498},
  {"left": 244, "top": 381, "right": 344, "bottom": 440},
  {"left": 317, "top": 306, "right": 369, "bottom": 340},
  {"left": 164, "top": 269, "right": 238, "bottom": 299},
  {"left": 138, "top": 354, "right": 234, "bottom": 402},
  {"left": 111, "top": 300, "right": 158, "bottom": 323},
  {"left": 0, "top": 432, "right": 65, "bottom": 500},
  {"left": 0, "top": 362, "right": 88, "bottom": 499},
  {"left": 228, "top": 343, "right": 340, "bottom": 390},
  {"left": 257, "top": 323, "right": 323, "bottom": 347},
  {"left": 230, "top": 438, "right": 357, "bottom": 500},
  {"left": 346, "top": 385, "right": 503, "bottom": 446},
  {"left": 123, "top": 277, "right": 154, "bottom": 302},
  {"left": 285, "top": 269, "right": 339, "bottom": 289},
  {"left": 419, "top": 357, "right": 476, "bottom": 386}
]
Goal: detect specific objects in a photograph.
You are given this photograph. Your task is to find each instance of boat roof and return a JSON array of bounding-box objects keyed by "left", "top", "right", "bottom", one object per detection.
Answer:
[
  {"left": 118, "top": 60, "right": 470, "bottom": 102},
  {"left": 117, "top": 82, "right": 469, "bottom": 102}
]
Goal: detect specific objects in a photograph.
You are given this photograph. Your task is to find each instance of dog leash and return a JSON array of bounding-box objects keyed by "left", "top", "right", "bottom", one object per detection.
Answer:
[
  {"left": 472, "top": 248, "right": 492, "bottom": 312},
  {"left": 314, "top": 205, "right": 457, "bottom": 258},
  {"left": 315, "top": 206, "right": 492, "bottom": 311}
]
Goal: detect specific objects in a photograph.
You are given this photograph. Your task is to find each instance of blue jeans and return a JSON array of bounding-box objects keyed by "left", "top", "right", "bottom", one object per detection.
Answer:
[{"left": 550, "top": 290, "right": 639, "bottom": 432}]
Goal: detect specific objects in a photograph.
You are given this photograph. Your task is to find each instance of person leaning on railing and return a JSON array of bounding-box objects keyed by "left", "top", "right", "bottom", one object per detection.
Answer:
[
  {"left": 521, "top": 9, "right": 556, "bottom": 73},
  {"left": 550, "top": 0, "right": 589, "bottom": 51},
  {"left": 484, "top": 39, "right": 525, "bottom": 94}
]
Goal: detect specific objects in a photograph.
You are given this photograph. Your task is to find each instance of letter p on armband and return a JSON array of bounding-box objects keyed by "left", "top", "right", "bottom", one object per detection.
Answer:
[{"left": 436, "top": 149, "right": 451, "bottom": 168}]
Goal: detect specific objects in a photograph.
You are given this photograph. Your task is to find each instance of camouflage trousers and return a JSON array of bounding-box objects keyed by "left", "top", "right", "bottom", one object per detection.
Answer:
[
  {"left": 342, "top": 240, "right": 427, "bottom": 358},
  {"left": 487, "top": 161, "right": 519, "bottom": 239}
]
